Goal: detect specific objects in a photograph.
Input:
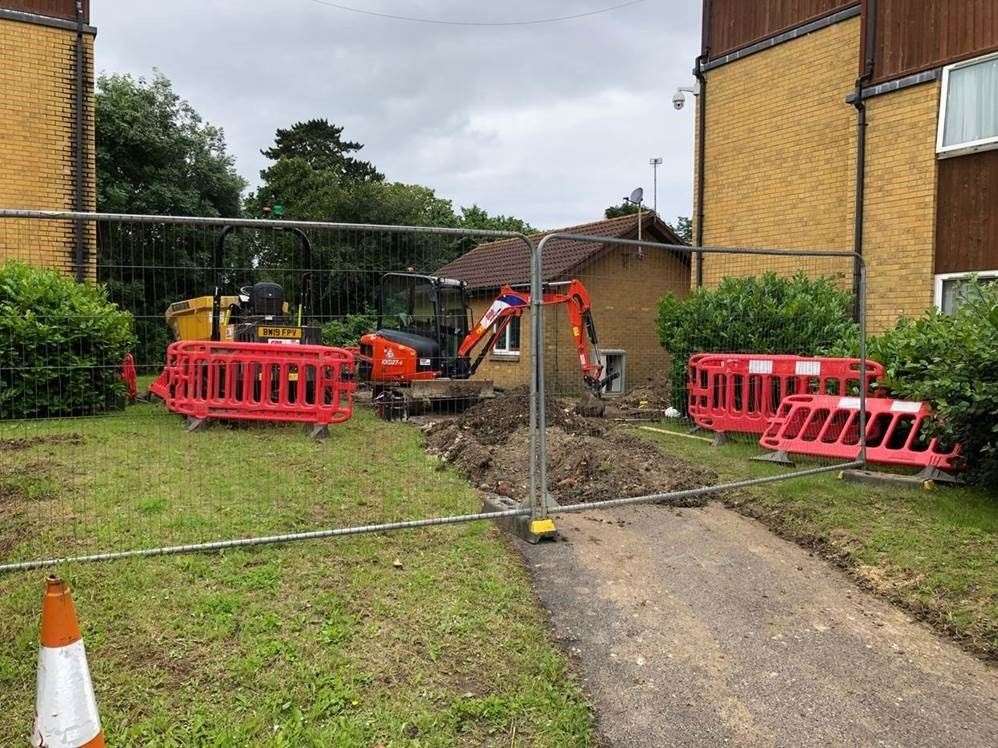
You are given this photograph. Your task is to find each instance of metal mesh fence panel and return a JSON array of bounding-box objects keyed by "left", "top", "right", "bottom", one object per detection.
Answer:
[
  {"left": 0, "top": 211, "right": 534, "bottom": 569},
  {"left": 526, "top": 231, "right": 868, "bottom": 520},
  {"left": 1, "top": 210, "right": 872, "bottom": 570}
]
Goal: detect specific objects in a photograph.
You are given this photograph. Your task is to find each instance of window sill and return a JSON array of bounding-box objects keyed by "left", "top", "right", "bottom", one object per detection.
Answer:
[{"left": 490, "top": 352, "right": 521, "bottom": 362}]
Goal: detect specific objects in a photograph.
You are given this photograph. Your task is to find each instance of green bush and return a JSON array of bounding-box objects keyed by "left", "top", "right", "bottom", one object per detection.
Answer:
[
  {"left": 0, "top": 261, "right": 136, "bottom": 419},
  {"left": 321, "top": 309, "right": 378, "bottom": 348},
  {"left": 868, "top": 280, "right": 998, "bottom": 485},
  {"left": 656, "top": 272, "right": 858, "bottom": 412}
]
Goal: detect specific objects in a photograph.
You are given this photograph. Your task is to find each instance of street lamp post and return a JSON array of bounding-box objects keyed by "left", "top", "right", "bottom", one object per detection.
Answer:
[{"left": 649, "top": 157, "right": 662, "bottom": 213}]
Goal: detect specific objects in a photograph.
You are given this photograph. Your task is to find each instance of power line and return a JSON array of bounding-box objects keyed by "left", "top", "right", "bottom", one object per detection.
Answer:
[{"left": 306, "top": 0, "right": 647, "bottom": 27}]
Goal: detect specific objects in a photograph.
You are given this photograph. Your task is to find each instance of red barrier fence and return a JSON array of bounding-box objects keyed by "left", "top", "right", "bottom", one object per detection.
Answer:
[
  {"left": 759, "top": 394, "right": 962, "bottom": 473},
  {"left": 121, "top": 353, "right": 137, "bottom": 402},
  {"left": 150, "top": 341, "right": 355, "bottom": 434},
  {"left": 688, "top": 354, "right": 886, "bottom": 435}
]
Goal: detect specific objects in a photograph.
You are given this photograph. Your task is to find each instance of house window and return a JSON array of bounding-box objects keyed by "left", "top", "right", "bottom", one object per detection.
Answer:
[
  {"left": 493, "top": 316, "right": 521, "bottom": 355},
  {"left": 599, "top": 350, "right": 626, "bottom": 395},
  {"left": 937, "top": 51, "right": 998, "bottom": 158},
  {"left": 934, "top": 271, "right": 998, "bottom": 314}
]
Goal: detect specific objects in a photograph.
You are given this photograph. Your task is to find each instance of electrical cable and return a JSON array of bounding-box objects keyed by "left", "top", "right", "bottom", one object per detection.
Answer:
[{"left": 306, "top": 0, "right": 647, "bottom": 27}]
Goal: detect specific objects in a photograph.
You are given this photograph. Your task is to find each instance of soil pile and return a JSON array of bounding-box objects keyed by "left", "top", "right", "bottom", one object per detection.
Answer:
[
  {"left": 424, "top": 389, "right": 714, "bottom": 506},
  {"left": 613, "top": 372, "right": 673, "bottom": 412}
]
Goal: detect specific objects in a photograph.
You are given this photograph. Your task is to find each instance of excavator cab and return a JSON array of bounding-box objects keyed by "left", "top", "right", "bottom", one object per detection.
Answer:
[{"left": 364, "top": 273, "right": 473, "bottom": 381}]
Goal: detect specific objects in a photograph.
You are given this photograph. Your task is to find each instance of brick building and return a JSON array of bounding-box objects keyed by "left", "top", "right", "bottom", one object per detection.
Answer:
[
  {"left": 693, "top": 0, "right": 998, "bottom": 331},
  {"left": 0, "top": 1, "right": 96, "bottom": 278},
  {"left": 437, "top": 213, "right": 689, "bottom": 395}
]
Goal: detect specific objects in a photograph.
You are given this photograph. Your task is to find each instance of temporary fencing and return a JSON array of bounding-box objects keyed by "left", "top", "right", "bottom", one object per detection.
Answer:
[
  {"left": 150, "top": 340, "right": 355, "bottom": 435},
  {"left": 0, "top": 209, "right": 876, "bottom": 573},
  {"left": 688, "top": 354, "right": 885, "bottom": 436},
  {"left": 759, "top": 394, "right": 961, "bottom": 473}
]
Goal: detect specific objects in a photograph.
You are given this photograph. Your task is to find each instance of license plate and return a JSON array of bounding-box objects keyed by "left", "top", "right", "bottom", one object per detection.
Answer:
[{"left": 258, "top": 326, "right": 302, "bottom": 340}]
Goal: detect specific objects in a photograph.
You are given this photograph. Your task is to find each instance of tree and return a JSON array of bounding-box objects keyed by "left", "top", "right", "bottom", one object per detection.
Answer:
[
  {"left": 458, "top": 204, "right": 535, "bottom": 235},
  {"left": 246, "top": 121, "right": 537, "bottom": 327},
  {"left": 604, "top": 201, "right": 640, "bottom": 219},
  {"left": 95, "top": 71, "right": 246, "bottom": 216},
  {"left": 670, "top": 216, "right": 693, "bottom": 244},
  {"left": 95, "top": 72, "right": 246, "bottom": 365},
  {"left": 261, "top": 119, "right": 383, "bottom": 184}
]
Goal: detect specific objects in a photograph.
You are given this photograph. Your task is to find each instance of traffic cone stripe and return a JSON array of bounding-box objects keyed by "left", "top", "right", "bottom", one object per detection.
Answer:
[
  {"left": 32, "top": 576, "right": 105, "bottom": 748},
  {"left": 34, "top": 642, "right": 104, "bottom": 747}
]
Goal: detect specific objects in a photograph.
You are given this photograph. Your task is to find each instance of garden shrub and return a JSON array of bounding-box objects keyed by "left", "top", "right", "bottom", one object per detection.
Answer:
[
  {"left": 868, "top": 280, "right": 998, "bottom": 485},
  {"left": 656, "top": 272, "right": 858, "bottom": 413},
  {"left": 0, "top": 261, "right": 136, "bottom": 419},
  {"left": 321, "top": 309, "right": 378, "bottom": 347}
]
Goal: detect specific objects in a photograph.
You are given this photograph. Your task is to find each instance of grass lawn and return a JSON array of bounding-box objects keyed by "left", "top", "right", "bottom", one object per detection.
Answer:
[
  {"left": 636, "top": 423, "right": 998, "bottom": 661},
  {"left": 0, "top": 404, "right": 593, "bottom": 745}
]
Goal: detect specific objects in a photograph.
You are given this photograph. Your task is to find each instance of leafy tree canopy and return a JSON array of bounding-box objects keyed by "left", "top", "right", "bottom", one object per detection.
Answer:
[
  {"left": 261, "top": 119, "right": 383, "bottom": 184},
  {"left": 459, "top": 204, "right": 535, "bottom": 235},
  {"left": 248, "top": 121, "right": 534, "bottom": 234},
  {"left": 604, "top": 201, "right": 640, "bottom": 219},
  {"left": 95, "top": 71, "right": 245, "bottom": 216}
]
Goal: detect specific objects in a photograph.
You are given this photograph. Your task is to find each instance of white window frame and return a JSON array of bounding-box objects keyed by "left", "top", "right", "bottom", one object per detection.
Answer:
[
  {"left": 937, "top": 50, "right": 998, "bottom": 159},
  {"left": 492, "top": 316, "right": 520, "bottom": 356},
  {"left": 933, "top": 270, "right": 998, "bottom": 313},
  {"left": 598, "top": 349, "right": 626, "bottom": 395}
]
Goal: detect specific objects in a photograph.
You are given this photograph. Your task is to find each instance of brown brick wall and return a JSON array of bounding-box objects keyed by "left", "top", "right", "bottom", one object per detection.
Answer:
[
  {"left": 697, "top": 17, "right": 860, "bottom": 288},
  {"left": 697, "top": 15, "right": 941, "bottom": 332},
  {"left": 862, "top": 82, "right": 939, "bottom": 330},
  {"left": 0, "top": 16, "right": 95, "bottom": 277},
  {"left": 468, "top": 244, "right": 691, "bottom": 399}
]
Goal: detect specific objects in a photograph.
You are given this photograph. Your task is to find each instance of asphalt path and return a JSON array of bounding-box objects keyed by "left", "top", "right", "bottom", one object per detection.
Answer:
[{"left": 520, "top": 502, "right": 998, "bottom": 747}]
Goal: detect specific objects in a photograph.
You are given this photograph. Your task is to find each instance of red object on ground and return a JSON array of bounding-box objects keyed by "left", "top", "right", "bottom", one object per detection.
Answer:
[
  {"left": 121, "top": 353, "right": 138, "bottom": 402},
  {"left": 688, "top": 354, "right": 886, "bottom": 435},
  {"left": 151, "top": 341, "right": 355, "bottom": 430},
  {"left": 759, "top": 394, "right": 962, "bottom": 472}
]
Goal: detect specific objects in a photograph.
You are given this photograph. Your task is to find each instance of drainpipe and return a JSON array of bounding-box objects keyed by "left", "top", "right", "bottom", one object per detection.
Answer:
[
  {"left": 72, "top": 1, "right": 87, "bottom": 281},
  {"left": 851, "top": 0, "right": 877, "bottom": 319},
  {"left": 694, "top": 0, "right": 710, "bottom": 286}
]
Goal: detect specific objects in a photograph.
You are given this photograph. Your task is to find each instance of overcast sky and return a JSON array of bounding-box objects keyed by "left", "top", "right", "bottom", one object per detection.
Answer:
[{"left": 93, "top": 1, "right": 702, "bottom": 229}]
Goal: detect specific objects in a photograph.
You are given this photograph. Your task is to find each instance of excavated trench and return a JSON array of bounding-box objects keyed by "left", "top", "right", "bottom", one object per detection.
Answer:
[{"left": 423, "top": 389, "right": 714, "bottom": 507}]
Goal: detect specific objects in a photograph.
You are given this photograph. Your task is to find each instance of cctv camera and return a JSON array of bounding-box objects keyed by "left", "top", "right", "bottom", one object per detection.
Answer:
[{"left": 672, "top": 90, "right": 686, "bottom": 110}]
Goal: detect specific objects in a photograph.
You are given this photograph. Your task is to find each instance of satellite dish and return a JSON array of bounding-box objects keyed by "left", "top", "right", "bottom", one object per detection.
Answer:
[{"left": 629, "top": 187, "right": 644, "bottom": 205}]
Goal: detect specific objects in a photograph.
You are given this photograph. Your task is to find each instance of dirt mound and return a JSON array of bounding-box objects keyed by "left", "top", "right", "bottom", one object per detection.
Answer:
[
  {"left": 614, "top": 372, "right": 672, "bottom": 411},
  {"left": 425, "top": 390, "right": 714, "bottom": 507},
  {"left": 450, "top": 387, "right": 605, "bottom": 445}
]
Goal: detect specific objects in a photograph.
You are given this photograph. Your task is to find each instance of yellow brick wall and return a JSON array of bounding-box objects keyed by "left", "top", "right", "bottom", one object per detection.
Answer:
[
  {"left": 0, "top": 17, "right": 95, "bottom": 277},
  {"left": 469, "top": 244, "right": 691, "bottom": 397},
  {"left": 862, "top": 83, "right": 939, "bottom": 331},
  {"left": 697, "top": 18, "right": 860, "bottom": 288}
]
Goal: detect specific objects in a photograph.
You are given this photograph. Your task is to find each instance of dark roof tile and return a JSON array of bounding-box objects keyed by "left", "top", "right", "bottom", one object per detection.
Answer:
[{"left": 437, "top": 213, "right": 684, "bottom": 290}]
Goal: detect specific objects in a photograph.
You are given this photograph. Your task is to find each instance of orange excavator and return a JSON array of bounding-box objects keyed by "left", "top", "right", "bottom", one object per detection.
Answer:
[{"left": 357, "top": 272, "right": 612, "bottom": 418}]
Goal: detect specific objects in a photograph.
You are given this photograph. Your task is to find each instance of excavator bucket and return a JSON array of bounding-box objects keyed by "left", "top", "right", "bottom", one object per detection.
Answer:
[{"left": 575, "top": 389, "right": 606, "bottom": 418}]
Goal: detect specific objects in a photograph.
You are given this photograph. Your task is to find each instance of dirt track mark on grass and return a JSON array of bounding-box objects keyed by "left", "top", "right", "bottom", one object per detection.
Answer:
[{"left": 0, "top": 433, "right": 85, "bottom": 451}]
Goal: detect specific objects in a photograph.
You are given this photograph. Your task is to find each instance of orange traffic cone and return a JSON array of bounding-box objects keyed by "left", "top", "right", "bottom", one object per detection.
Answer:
[{"left": 32, "top": 576, "right": 104, "bottom": 748}]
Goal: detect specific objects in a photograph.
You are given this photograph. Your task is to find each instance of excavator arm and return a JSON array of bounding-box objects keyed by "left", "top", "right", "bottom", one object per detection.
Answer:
[{"left": 457, "top": 280, "right": 611, "bottom": 394}]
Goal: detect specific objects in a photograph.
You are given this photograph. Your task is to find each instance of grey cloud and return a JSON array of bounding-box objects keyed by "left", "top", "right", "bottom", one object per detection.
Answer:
[{"left": 94, "top": 0, "right": 701, "bottom": 228}]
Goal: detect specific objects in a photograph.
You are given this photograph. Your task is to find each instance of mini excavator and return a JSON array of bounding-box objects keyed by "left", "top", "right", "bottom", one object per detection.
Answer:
[{"left": 357, "top": 273, "right": 614, "bottom": 418}]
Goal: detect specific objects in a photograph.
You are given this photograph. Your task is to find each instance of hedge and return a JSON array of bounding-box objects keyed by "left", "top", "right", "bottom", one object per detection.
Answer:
[
  {"left": 868, "top": 280, "right": 998, "bottom": 486},
  {"left": 0, "top": 261, "right": 136, "bottom": 419},
  {"left": 656, "top": 272, "right": 858, "bottom": 413}
]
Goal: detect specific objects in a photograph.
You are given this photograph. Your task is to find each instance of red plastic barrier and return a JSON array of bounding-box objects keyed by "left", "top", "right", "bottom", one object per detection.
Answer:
[
  {"left": 152, "top": 341, "right": 355, "bottom": 429},
  {"left": 759, "top": 394, "right": 961, "bottom": 472},
  {"left": 688, "top": 354, "right": 886, "bottom": 435},
  {"left": 121, "top": 353, "right": 137, "bottom": 402}
]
